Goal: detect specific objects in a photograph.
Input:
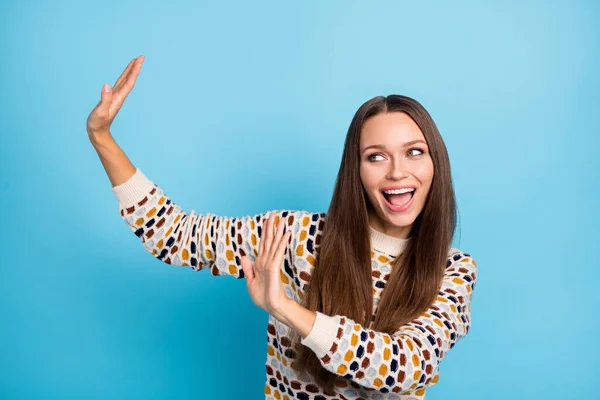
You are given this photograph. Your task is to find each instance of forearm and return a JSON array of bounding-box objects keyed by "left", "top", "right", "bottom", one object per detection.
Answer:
[
  {"left": 286, "top": 254, "right": 478, "bottom": 392},
  {"left": 300, "top": 313, "right": 439, "bottom": 392},
  {"left": 90, "top": 132, "right": 136, "bottom": 187},
  {"left": 273, "top": 303, "right": 432, "bottom": 392}
]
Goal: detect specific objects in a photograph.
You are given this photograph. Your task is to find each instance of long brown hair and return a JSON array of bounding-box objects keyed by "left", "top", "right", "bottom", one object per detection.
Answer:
[{"left": 291, "top": 95, "right": 457, "bottom": 394}]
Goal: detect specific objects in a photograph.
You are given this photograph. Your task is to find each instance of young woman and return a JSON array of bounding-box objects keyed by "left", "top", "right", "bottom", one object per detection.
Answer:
[{"left": 87, "top": 55, "right": 478, "bottom": 400}]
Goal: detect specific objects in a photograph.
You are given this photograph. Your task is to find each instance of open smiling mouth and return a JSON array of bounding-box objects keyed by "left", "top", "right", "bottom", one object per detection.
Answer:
[{"left": 381, "top": 188, "right": 416, "bottom": 212}]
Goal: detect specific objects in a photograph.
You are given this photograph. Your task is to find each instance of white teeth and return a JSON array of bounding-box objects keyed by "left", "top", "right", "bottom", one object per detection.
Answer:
[{"left": 383, "top": 188, "right": 415, "bottom": 194}]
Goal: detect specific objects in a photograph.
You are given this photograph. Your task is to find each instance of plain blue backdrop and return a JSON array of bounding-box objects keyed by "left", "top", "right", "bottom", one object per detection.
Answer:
[{"left": 1, "top": 0, "right": 598, "bottom": 399}]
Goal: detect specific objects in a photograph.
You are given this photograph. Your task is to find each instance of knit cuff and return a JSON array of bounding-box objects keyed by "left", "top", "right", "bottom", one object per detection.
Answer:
[
  {"left": 300, "top": 312, "right": 340, "bottom": 359},
  {"left": 111, "top": 168, "right": 156, "bottom": 208}
]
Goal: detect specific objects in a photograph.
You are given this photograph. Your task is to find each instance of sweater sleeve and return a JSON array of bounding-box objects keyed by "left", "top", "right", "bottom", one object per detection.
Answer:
[
  {"left": 111, "top": 168, "right": 292, "bottom": 278},
  {"left": 300, "top": 251, "right": 477, "bottom": 394}
]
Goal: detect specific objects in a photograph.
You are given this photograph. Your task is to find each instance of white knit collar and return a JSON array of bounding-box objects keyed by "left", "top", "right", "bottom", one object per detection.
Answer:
[{"left": 369, "top": 226, "right": 410, "bottom": 257}]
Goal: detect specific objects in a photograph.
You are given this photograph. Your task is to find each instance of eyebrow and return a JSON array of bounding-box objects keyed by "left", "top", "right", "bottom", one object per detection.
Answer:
[{"left": 361, "top": 140, "right": 428, "bottom": 154}]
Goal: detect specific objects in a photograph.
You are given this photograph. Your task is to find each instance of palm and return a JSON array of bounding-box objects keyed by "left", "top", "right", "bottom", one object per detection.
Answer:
[
  {"left": 241, "top": 213, "right": 291, "bottom": 315},
  {"left": 247, "top": 253, "right": 282, "bottom": 310},
  {"left": 87, "top": 56, "right": 145, "bottom": 136}
]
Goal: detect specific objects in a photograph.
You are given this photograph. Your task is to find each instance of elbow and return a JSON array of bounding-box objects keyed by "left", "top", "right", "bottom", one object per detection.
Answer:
[
  {"left": 365, "top": 366, "right": 438, "bottom": 395},
  {"left": 136, "top": 217, "right": 192, "bottom": 267},
  {"left": 385, "top": 344, "right": 441, "bottom": 393},
  {"left": 349, "top": 357, "right": 439, "bottom": 394}
]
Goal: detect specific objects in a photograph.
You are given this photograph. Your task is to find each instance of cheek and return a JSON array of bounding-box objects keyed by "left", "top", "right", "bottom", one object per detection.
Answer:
[
  {"left": 359, "top": 165, "right": 378, "bottom": 190},
  {"left": 414, "top": 159, "right": 434, "bottom": 185}
]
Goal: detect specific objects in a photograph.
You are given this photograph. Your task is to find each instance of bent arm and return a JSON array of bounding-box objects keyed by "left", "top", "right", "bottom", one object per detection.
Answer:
[
  {"left": 111, "top": 168, "right": 292, "bottom": 277},
  {"left": 281, "top": 251, "right": 478, "bottom": 394}
]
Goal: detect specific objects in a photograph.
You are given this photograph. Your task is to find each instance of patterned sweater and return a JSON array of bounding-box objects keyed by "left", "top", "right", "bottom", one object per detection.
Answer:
[{"left": 112, "top": 169, "right": 478, "bottom": 400}]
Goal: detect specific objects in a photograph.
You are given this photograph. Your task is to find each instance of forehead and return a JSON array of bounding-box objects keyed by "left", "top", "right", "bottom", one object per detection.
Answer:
[{"left": 360, "top": 112, "right": 425, "bottom": 148}]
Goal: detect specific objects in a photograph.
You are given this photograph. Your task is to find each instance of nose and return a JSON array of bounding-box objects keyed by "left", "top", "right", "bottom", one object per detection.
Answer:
[{"left": 385, "top": 158, "right": 409, "bottom": 181}]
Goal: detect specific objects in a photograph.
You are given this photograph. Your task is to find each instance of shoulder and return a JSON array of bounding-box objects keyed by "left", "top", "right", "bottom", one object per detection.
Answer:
[
  {"left": 270, "top": 210, "right": 327, "bottom": 239},
  {"left": 447, "top": 247, "right": 476, "bottom": 266},
  {"left": 445, "top": 247, "right": 478, "bottom": 287}
]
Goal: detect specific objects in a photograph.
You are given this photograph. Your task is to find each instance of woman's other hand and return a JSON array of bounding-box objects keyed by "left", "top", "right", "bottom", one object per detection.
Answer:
[{"left": 241, "top": 213, "right": 292, "bottom": 317}]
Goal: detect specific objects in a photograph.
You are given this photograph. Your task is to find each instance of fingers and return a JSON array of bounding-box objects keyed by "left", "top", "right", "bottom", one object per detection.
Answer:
[
  {"left": 240, "top": 256, "right": 255, "bottom": 281},
  {"left": 107, "top": 56, "right": 144, "bottom": 119},
  {"left": 120, "top": 56, "right": 144, "bottom": 94},
  {"left": 117, "top": 56, "right": 144, "bottom": 95},
  {"left": 256, "top": 213, "right": 290, "bottom": 272},
  {"left": 261, "top": 213, "right": 275, "bottom": 261},
  {"left": 113, "top": 56, "right": 142, "bottom": 89},
  {"left": 269, "top": 216, "right": 286, "bottom": 260},
  {"left": 98, "top": 84, "right": 112, "bottom": 110},
  {"left": 258, "top": 214, "right": 267, "bottom": 256},
  {"left": 272, "top": 231, "right": 291, "bottom": 267}
]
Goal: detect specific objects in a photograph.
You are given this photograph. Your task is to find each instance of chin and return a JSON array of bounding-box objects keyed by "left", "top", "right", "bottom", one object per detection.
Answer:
[
  {"left": 375, "top": 206, "right": 417, "bottom": 229},
  {"left": 385, "top": 214, "right": 417, "bottom": 229}
]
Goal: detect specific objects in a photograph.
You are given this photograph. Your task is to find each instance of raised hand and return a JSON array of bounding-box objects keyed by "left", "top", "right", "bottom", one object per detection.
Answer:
[
  {"left": 86, "top": 55, "right": 145, "bottom": 142},
  {"left": 240, "top": 213, "right": 292, "bottom": 317}
]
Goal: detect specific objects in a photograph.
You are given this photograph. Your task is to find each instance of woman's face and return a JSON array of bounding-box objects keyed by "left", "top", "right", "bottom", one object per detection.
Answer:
[{"left": 359, "top": 112, "right": 434, "bottom": 239}]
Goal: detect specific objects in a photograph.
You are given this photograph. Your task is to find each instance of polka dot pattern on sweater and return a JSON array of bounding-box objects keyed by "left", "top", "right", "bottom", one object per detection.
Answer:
[{"left": 113, "top": 169, "right": 478, "bottom": 399}]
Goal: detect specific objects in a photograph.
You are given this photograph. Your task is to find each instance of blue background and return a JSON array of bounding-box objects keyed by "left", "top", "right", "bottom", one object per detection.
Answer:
[{"left": 1, "top": 0, "right": 598, "bottom": 398}]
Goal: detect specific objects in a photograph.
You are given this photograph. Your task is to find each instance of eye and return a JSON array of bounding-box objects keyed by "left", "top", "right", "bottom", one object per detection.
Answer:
[
  {"left": 367, "top": 153, "right": 385, "bottom": 162},
  {"left": 408, "top": 148, "right": 425, "bottom": 157}
]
